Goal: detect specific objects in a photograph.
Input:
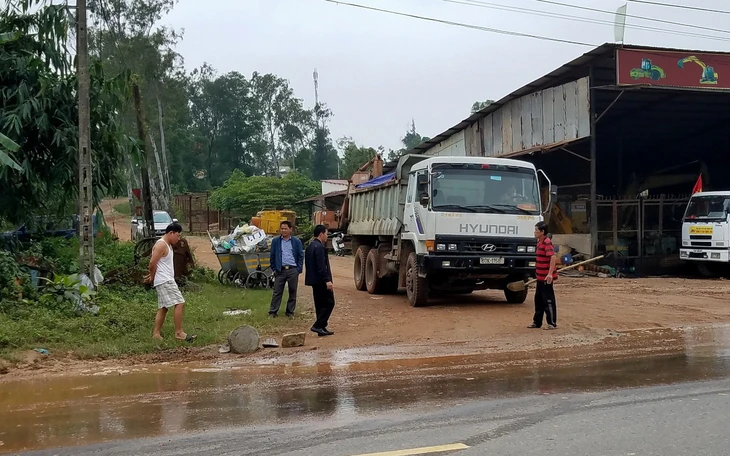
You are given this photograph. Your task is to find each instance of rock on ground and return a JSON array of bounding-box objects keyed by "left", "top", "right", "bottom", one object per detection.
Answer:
[
  {"left": 281, "top": 332, "right": 306, "bottom": 348},
  {"left": 227, "top": 325, "right": 260, "bottom": 353}
]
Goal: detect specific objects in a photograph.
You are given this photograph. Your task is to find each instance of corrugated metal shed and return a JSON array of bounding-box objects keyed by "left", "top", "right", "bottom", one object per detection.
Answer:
[{"left": 411, "top": 43, "right": 730, "bottom": 157}]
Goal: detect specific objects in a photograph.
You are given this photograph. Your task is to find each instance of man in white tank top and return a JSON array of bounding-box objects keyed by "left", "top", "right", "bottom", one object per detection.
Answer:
[{"left": 144, "top": 223, "right": 195, "bottom": 342}]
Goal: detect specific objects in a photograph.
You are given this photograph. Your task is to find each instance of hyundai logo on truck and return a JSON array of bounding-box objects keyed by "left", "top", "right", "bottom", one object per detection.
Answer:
[
  {"left": 481, "top": 244, "right": 497, "bottom": 252},
  {"left": 459, "top": 224, "right": 518, "bottom": 235}
]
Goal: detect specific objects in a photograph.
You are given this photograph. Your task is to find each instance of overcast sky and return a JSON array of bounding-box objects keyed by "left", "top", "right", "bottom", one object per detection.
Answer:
[{"left": 165, "top": 0, "right": 730, "bottom": 152}]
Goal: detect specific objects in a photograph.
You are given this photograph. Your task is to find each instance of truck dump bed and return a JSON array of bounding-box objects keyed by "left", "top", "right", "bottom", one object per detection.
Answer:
[{"left": 346, "top": 154, "right": 429, "bottom": 237}]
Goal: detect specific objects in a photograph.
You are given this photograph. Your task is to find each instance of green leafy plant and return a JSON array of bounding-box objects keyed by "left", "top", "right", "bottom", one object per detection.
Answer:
[{"left": 39, "top": 273, "right": 97, "bottom": 314}]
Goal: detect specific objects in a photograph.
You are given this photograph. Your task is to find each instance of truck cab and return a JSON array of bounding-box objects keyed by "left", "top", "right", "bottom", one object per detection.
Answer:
[
  {"left": 680, "top": 191, "right": 730, "bottom": 275},
  {"left": 403, "top": 157, "right": 548, "bottom": 302}
]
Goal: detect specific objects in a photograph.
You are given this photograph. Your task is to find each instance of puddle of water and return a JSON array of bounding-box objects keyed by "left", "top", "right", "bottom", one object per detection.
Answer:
[{"left": 3, "top": 325, "right": 730, "bottom": 454}]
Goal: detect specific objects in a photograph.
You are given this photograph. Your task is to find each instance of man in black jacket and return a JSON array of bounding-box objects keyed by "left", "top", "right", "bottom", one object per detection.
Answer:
[{"left": 305, "top": 224, "right": 335, "bottom": 336}]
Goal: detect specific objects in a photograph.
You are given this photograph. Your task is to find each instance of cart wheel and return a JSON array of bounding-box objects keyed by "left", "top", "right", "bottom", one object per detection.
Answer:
[
  {"left": 225, "top": 270, "right": 237, "bottom": 283},
  {"left": 245, "top": 271, "right": 269, "bottom": 289},
  {"left": 217, "top": 269, "right": 226, "bottom": 284},
  {"left": 232, "top": 272, "right": 247, "bottom": 288}
]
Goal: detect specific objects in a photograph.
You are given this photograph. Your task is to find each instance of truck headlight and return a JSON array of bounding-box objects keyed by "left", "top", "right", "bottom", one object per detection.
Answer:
[
  {"left": 517, "top": 246, "right": 526, "bottom": 253},
  {"left": 527, "top": 246, "right": 536, "bottom": 253},
  {"left": 712, "top": 253, "right": 721, "bottom": 259},
  {"left": 448, "top": 244, "right": 458, "bottom": 251},
  {"left": 436, "top": 243, "right": 446, "bottom": 251},
  {"left": 680, "top": 251, "right": 689, "bottom": 258}
]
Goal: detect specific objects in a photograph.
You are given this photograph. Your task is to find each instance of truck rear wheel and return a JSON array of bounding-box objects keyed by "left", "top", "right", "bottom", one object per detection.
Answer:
[
  {"left": 504, "top": 287, "right": 528, "bottom": 304},
  {"left": 366, "top": 248, "right": 384, "bottom": 294},
  {"left": 405, "top": 252, "right": 428, "bottom": 307},
  {"left": 354, "top": 246, "right": 370, "bottom": 291}
]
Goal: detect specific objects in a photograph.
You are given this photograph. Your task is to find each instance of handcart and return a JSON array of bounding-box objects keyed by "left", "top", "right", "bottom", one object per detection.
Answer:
[{"left": 216, "top": 251, "right": 274, "bottom": 289}]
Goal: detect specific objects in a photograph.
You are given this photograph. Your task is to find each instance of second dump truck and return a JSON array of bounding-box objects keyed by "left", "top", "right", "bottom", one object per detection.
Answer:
[{"left": 340, "top": 154, "right": 553, "bottom": 307}]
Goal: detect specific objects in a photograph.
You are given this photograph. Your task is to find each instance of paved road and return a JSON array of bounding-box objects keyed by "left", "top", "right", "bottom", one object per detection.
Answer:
[{"left": 24, "top": 378, "right": 730, "bottom": 456}]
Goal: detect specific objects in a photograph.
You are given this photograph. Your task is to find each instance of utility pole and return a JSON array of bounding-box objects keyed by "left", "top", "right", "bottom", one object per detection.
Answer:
[
  {"left": 77, "top": 0, "right": 95, "bottom": 281},
  {"left": 132, "top": 81, "right": 156, "bottom": 238}
]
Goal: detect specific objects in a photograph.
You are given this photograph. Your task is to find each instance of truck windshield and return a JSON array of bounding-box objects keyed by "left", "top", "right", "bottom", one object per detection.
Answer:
[
  {"left": 684, "top": 195, "right": 730, "bottom": 221},
  {"left": 430, "top": 167, "right": 540, "bottom": 215}
]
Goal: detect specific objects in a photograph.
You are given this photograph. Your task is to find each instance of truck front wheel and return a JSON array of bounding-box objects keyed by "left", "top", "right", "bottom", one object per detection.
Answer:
[
  {"left": 405, "top": 252, "right": 428, "bottom": 307},
  {"left": 354, "top": 245, "right": 370, "bottom": 291}
]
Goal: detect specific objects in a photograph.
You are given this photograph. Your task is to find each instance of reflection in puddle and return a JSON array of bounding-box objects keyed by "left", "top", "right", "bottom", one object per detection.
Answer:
[{"left": 3, "top": 325, "right": 730, "bottom": 454}]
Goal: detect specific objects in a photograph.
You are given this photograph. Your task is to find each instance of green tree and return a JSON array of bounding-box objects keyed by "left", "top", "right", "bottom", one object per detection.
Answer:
[
  {"left": 387, "top": 119, "right": 430, "bottom": 162},
  {"left": 0, "top": 0, "right": 132, "bottom": 223},
  {"left": 471, "top": 99, "right": 495, "bottom": 113},
  {"left": 338, "top": 137, "right": 378, "bottom": 180},
  {"left": 208, "top": 170, "right": 320, "bottom": 221},
  {"left": 250, "top": 72, "right": 313, "bottom": 176},
  {"left": 188, "top": 65, "right": 264, "bottom": 186},
  {"left": 310, "top": 103, "right": 338, "bottom": 180},
  {"left": 89, "top": 0, "right": 188, "bottom": 201}
]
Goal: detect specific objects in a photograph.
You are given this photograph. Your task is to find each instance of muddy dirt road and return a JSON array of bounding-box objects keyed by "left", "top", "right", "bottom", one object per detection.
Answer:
[{"left": 98, "top": 197, "right": 730, "bottom": 355}]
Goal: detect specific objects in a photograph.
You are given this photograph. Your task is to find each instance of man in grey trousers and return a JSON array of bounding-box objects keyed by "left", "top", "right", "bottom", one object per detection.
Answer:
[{"left": 268, "top": 221, "right": 304, "bottom": 318}]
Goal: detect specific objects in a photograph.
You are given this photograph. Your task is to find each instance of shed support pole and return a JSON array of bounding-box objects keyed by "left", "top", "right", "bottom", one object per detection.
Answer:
[{"left": 589, "top": 66, "right": 598, "bottom": 257}]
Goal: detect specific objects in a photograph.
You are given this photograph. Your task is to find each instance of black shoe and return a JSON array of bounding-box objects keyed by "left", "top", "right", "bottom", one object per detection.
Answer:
[
  {"left": 320, "top": 328, "right": 334, "bottom": 336},
  {"left": 286, "top": 313, "right": 294, "bottom": 319},
  {"left": 310, "top": 326, "right": 332, "bottom": 336},
  {"left": 269, "top": 314, "right": 277, "bottom": 319}
]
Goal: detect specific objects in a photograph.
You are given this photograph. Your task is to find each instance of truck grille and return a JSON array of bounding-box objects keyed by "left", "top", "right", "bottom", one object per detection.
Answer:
[
  {"left": 463, "top": 242, "right": 513, "bottom": 254},
  {"left": 691, "top": 241, "right": 712, "bottom": 247}
]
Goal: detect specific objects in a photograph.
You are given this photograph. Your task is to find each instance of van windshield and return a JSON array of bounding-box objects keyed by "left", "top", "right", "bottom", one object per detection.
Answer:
[{"left": 430, "top": 166, "right": 540, "bottom": 215}]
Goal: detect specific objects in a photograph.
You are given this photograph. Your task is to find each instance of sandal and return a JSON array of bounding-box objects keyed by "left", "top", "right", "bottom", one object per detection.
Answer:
[{"left": 176, "top": 334, "right": 197, "bottom": 343}]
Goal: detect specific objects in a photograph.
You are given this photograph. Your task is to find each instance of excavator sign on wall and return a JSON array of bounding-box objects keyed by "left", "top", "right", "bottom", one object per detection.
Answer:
[
  {"left": 677, "top": 56, "right": 718, "bottom": 85},
  {"left": 617, "top": 48, "right": 725, "bottom": 89}
]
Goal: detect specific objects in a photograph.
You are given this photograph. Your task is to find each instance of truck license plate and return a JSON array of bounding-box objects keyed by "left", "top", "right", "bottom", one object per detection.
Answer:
[{"left": 480, "top": 256, "right": 504, "bottom": 265}]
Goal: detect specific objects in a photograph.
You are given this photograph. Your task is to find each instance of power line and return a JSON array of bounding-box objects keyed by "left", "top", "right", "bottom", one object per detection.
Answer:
[
  {"left": 323, "top": 0, "right": 597, "bottom": 47},
  {"left": 627, "top": 0, "right": 730, "bottom": 16},
  {"left": 446, "top": 0, "right": 730, "bottom": 43},
  {"left": 529, "top": 0, "right": 730, "bottom": 35}
]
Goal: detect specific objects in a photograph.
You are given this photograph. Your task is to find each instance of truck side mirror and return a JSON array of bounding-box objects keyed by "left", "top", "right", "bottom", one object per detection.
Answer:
[{"left": 419, "top": 192, "right": 430, "bottom": 206}]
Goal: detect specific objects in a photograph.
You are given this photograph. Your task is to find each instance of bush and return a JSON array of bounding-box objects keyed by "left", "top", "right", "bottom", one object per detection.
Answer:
[{"left": 0, "top": 250, "right": 28, "bottom": 302}]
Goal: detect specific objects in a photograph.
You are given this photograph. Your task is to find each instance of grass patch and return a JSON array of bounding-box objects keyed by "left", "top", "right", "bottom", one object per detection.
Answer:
[
  {"left": 0, "top": 282, "right": 306, "bottom": 360},
  {"left": 113, "top": 202, "right": 131, "bottom": 216}
]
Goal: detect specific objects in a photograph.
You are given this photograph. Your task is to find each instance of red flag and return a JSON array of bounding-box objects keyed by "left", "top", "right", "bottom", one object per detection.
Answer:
[{"left": 692, "top": 174, "right": 703, "bottom": 194}]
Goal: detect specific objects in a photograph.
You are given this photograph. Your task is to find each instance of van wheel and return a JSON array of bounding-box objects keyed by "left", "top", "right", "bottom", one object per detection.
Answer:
[
  {"left": 405, "top": 252, "right": 428, "bottom": 307},
  {"left": 354, "top": 246, "right": 370, "bottom": 290}
]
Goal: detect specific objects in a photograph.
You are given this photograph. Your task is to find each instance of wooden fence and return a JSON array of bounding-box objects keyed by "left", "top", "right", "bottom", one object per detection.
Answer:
[{"left": 172, "top": 193, "right": 240, "bottom": 235}]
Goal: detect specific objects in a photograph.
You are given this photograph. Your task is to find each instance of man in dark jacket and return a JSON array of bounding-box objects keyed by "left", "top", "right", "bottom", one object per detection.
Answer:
[
  {"left": 305, "top": 224, "right": 335, "bottom": 336},
  {"left": 268, "top": 221, "right": 304, "bottom": 318}
]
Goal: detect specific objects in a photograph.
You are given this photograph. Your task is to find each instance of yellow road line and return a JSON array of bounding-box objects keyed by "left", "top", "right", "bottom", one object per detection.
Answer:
[{"left": 350, "top": 443, "right": 470, "bottom": 456}]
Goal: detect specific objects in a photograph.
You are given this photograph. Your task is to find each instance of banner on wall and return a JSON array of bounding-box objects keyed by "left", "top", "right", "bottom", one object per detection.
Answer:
[{"left": 616, "top": 48, "right": 730, "bottom": 89}]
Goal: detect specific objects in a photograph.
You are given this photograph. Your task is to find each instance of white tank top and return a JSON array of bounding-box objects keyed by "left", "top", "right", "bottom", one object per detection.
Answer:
[{"left": 153, "top": 239, "right": 175, "bottom": 287}]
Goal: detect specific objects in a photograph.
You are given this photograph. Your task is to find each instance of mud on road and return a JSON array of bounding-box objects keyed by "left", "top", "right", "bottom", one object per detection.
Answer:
[{"left": 86, "top": 198, "right": 730, "bottom": 370}]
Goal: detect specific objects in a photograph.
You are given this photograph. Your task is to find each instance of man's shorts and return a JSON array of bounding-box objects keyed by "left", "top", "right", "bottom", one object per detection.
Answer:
[{"left": 155, "top": 281, "right": 185, "bottom": 309}]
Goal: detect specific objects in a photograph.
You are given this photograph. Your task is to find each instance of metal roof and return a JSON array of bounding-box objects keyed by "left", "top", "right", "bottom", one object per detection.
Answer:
[{"left": 409, "top": 42, "right": 730, "bottom": 155}]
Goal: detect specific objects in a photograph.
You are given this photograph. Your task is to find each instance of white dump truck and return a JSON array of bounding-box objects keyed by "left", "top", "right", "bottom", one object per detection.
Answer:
[
  {"left": 680, "top": 191, "right": 730, "bottom": 276},
  {"left": 340, "top": 154, "right": 553, "bottom": 307}
]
